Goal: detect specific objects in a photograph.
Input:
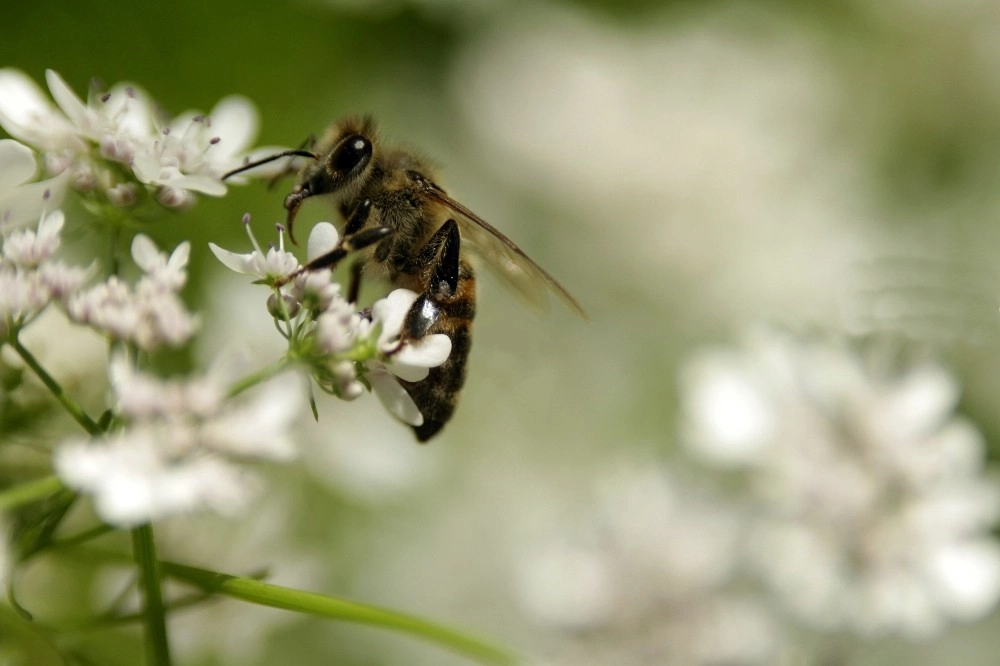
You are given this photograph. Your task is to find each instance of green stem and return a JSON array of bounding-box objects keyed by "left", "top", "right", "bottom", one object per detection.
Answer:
[
  {"left": 227, "top": 357, "right": 293, "bottom": 398},
  {"left": 162, "top": 561, "right": 521, "bottom": 666},
  {"left": 8, "top": 336, "right": 101, "bottom": 436},
  {"left": 131, "top": 525, "right": 171, "bottom": 666},
  {"left": 0, "top": 475, "right": 64, "bottom": 511}
]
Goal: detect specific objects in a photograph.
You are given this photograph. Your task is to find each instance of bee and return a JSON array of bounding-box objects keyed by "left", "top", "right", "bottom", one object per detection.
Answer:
[{"left": 224, "top": 116, "right": 586, "bottom": 441}]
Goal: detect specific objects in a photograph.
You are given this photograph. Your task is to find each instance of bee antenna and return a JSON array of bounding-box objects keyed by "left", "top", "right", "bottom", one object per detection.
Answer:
[{"left": 222, "top": 150, "right": 317, "bottom": 180}]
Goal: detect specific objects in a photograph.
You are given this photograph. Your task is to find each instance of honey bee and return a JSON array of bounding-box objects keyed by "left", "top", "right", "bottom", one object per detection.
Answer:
[{"left": 224, "top": 116, "right": 586, "bottom": 441}]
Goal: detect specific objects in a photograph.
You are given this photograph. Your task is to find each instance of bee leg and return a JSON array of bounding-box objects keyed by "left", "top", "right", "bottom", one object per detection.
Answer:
[
  {"left": 398, "top": 220, "right": 465, "bottom": 442},
  {"left": 343, "top": 198, "right": 372, "bottom": 236},
  {"left": 304, "top": 225, "right": 392, "bottom": 272},
  {"left": 347, "top": 259, "right": 365, "bottom": 304},
  {"left": 401, "top": 219, "right": 461, "bottom": 292}
]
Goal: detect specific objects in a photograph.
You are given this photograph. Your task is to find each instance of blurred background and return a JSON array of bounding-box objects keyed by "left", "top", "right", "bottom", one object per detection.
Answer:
[{"left": 5, "top": 0, "right": 1000, "bottom": 664}]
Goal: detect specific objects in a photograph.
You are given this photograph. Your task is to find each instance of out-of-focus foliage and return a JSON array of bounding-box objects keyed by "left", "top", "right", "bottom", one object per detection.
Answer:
[{"left": 5, "top": 1, "right": 1000, "bottom": 665}]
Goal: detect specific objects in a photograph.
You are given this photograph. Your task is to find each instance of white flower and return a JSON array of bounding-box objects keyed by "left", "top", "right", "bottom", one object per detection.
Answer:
[
  {"left": 0, "top": 206, "right": 90, "bottom": 334},
  {"left": 3, "top": 208, "right": 65, "bottom": 267},
  {"left": 42, "top": 70, "right": 155, "bottom": 164},
  {"left": 514, "top": 463, "right": 780, "bottom": 665},
  {"left": 0, "top": 139, "right": 70, "bottom": 229},
  {"left": 0, "top": 69, "right": 281, "bottom": 208},
  {"left": 131, "top": 233, "right": 190, "bottom": 291},
  {"left": 131, "top": 95, "right": 285, "bottom": 198},
  {"left": 67, "top": 234, "right": 196, "bottom": 350},
  {"left": 368, "top": 289, "right": 452, "bottom": 382},
  {"left": 0, "top": 69, "right": 85, "bottom": 153},
  {"left": 54, "top": 356, "right": 302, "bottom": 526},
  {"left": 209, "top": 215, "right": 301, "bottom": 284},
  {"left": 359, "top": 289, "right": 452, "bottom": 426},
  {"left": 679, "top": 328, "right": 1000, "bottom": 637}
]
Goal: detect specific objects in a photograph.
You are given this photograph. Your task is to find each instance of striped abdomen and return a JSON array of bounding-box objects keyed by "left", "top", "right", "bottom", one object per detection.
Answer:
[{"left": 399, "top": 258, "right": 476, "bottom": 442}]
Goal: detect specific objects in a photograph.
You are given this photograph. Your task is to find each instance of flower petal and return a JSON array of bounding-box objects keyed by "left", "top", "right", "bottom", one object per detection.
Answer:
[
  {"left": 0, "top": 69, "right": 82, "bottom": 151},
  {"left": 369, "top": 368, "right": 424, "bottom": 426},
  {"left": 0, "top": 139, "right": 37, "bottom": 189},
  {"left": 104, "top": 82, "right": 155, "bottom": 139},
  {"left": 389, "top": 334, "right": 453, "bottom": 378},
  {"left": 372, "top": 289, "right": 419, "bottom": 348},
  {"left": 208, "top": 243, "right": 258, "bottom": 275},
  {"left": 307, "top": 222, "right": 340, "bottom": 262},
  {"left": 166, "top": 173, "right": 227, "bottom": 196},
  {"left": 45, "top": 69, "right": 90, "bottom": 132},
  {"left": 131, "top": 234, "right": 161, "bottom": 273},
  {"left": 0, "top": 170, "right": 71, "bottom": 229},
  {"left": 207, "top": 95, "right": 259, "bottom": 158}
]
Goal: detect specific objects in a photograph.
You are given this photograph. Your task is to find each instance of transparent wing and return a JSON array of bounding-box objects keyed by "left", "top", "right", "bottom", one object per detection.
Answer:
[{"left": 423, "top": 188, "right": 588, "bottom": 320}]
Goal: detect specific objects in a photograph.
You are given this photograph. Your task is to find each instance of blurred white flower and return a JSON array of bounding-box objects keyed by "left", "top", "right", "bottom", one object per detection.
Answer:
[
  {"left": 0, "top": 208, "right": 91, "bottom": 336},
  {"left": 0, "top": 69, "right": 86, "bottom": 154},
  {"left": 2, "top": 205, "right": 65, "bottom": 267},
  {"left": 67, "top": 234, "right": 196, "bottom": 350},
  {"left": 680, "top": 328, "right": 1000, "bottom": 637},
  {"left": 515, "top": 463, "right": 781, "bottom": 665},
  {"left": 55, "top": 355, "right": 302, "bottom": 526},
  {"left": 130, "top": 96, "right": 263, "bottom": 197},
  {"left": 0, "top": 68, "right": 281, "bottom": 209}
]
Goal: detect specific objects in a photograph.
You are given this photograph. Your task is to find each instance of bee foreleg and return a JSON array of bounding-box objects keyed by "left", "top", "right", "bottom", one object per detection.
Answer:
[{"left": 301, "top": 225, "right": 393, "bottom": 273}]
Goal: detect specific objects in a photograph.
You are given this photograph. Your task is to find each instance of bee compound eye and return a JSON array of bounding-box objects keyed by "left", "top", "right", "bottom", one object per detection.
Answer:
[{"left": 329, "top": 134, "right": 372, "bottom": 173}]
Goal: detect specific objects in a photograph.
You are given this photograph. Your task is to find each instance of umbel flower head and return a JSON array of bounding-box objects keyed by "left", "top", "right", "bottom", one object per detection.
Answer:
[
  {"left": 680, "top": 328, "right": 1000, "bottom": 638},
  {"left": 67, "top": 234, "right": 197, "bottom": 351},
  {"left": 55, "top": 355, "right": 302, "bottom": 527},
  {"left": 0, "top": 191, "right": 91, "bottom": 337},
  {"left": 0, "top": 68, "right": 285, "bottom": 215},
  {"left": 210, "top": 217, "right": 451, "bottom": 429}
]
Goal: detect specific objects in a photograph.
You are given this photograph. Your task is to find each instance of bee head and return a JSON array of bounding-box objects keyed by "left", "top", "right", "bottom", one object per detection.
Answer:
[{"left": 283, "top": 116, "right": 377, "bottom": 244}]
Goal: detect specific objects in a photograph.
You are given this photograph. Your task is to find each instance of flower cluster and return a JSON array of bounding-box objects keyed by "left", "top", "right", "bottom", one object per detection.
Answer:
[
  {"left": 0, "top": 195, "right": 90, "bottom": 337},
  {"left": 680, "top": 328, "right": 1000, "bottom": 638},
  {"left": 55, "top": 355, "right": 301, "bottom": 526},
  {"left": 0, "top": 68, "right": 282, "bottom": 216},
  {"left": 210, "top": 218, "right": 451, "bottom": 428},
  {"left": 67, "top": 235, "right": 197, "bottom": 351}
]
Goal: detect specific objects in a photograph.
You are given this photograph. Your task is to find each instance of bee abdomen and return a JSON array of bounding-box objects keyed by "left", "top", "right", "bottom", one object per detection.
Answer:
[
  {"left": 401, "top": 261, "right": 476, "bottom": 442},
  {"left": 404, "top": 323, "right": 472, "bottom": 442}
]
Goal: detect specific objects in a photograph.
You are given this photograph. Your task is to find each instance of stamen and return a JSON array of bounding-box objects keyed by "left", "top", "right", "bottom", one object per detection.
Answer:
[
  {"left": 275, "top": 223, "right": 286, "bottom": 252},
  {"left": 244, "top": 215, "right": 264, "bottom": 256},
  {"left": 101, "top": 92, "right": 112, "bottom": 103}
]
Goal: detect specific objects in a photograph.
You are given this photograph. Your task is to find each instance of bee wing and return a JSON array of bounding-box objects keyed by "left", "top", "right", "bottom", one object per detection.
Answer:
[{"left": 423, "top": 188, "right": 588, "bottom": 320}]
